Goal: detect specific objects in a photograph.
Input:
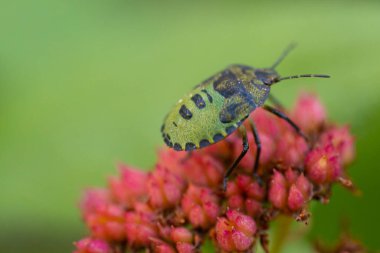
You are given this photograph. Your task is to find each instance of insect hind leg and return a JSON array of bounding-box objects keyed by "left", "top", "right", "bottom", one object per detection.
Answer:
[
  {"left": 223, "top": 125, "right": 249, "bottom": 190},
  {"left": 248, "top": 118, "right": 262, "bottom": 183}
]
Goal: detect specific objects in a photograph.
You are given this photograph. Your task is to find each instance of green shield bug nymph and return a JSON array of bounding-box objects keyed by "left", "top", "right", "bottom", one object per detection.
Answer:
[{"left": 161, "top": 44, "right": 330, "bottom": 189}]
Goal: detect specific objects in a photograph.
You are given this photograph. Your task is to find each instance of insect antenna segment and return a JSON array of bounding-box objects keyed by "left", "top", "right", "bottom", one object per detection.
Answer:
[
  {"left": 271, "top": 42, "right": 298, "bottom": 69},
  {"left": 277, "top": 74, "right": 331, "bottom": 82}
]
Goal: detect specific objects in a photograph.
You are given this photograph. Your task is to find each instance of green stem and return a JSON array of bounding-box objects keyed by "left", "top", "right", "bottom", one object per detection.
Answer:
[{"left": 271, "top": 215, "right": 293, "bottom": 253}]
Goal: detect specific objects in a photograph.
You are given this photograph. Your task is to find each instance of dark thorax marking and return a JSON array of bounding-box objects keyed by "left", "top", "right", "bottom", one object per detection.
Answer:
[{"left": 213, "top": 69, "right": 256, "bottom": 123}]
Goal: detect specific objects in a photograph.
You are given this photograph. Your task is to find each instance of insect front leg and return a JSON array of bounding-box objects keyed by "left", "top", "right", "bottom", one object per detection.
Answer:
[
  {"left": 223, "top": 125, "right": 249, "bottom": 190},
  {"left": 268, "top": 94, "right": 285, "bottom": 110},
  {"left": 263, "top": 105, "right": 309, "bottom": 143}
]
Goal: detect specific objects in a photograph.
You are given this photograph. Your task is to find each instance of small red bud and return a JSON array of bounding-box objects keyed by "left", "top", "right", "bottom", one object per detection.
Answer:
[
  {"left": 216, "top": 210, "right": 256, "bottom": 252},
  {"left": 269, "top": 170, "right": 287, "bottom": 210},
  {"left": 306, "top": 145, "right": 341, "bottom": 184},
  {"left": 148, "top": 165, "right": 186, "bottom": 209},
  {"left": 288, "top": 184, "right": 305, "bottom": 211},
  {"left": 181, "top": 185, "right": 220, "bottom": 229},
  {"left": 320, "top": 126, "right": 355, "bottom": 166},
  {"left": 73, "top": 237, "right": 112, "bottom": 253},
  {"left": 292, "top": 92, "right": 326, "bottom": 134},
  {"left": 108, "top": 164, "right": 148, "bottom": 208},
  {"left": 125, "top": 211, "right": 158, "bottom": 248}
]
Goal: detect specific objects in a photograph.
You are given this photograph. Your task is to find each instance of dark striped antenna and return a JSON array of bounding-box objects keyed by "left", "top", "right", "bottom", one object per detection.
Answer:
[
  {"left": 271, "top": 42, "right": 297, "bottom": 69},
  {"left": 278, "top": 74, "right": 330, "bottom": 82}
]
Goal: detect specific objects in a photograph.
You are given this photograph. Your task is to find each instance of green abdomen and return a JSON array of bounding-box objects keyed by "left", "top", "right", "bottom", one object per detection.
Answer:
[{"left": 161, "top": 86, "right": 244, "bottom": 151}]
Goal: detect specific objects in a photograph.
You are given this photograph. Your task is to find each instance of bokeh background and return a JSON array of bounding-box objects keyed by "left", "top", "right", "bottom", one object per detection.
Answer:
[{"left": 1, "top": 1, "right": 380, "bottom": 252}]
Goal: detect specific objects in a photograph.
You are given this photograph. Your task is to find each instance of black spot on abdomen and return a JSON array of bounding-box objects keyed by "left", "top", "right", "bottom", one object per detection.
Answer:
[
  {"left": 199, "top": 139, "right": 210, "bottom": 148},
  {"left": 191, "top": 94, "right": 206, "bottom": 109},
  {"left": 201, "top": 89, "right": 213, "bottom": 103},
  {"left": 185, "top": 142, "right": 196, "bottom": 151},
  {"left": 226, "top": 125, "right": 236, "bottom": 135},
  {"left": 213, "top": 133, "right": 224, "bottom": 143},
  {"left": 179, "top": 105, "right": 192, "bottom": 120},
  {"left": 174, "top": 143, "right": 183, "bottom": 151}
]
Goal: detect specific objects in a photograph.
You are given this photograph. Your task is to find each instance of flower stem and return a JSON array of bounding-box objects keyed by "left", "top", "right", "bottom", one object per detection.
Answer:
[{"left": 271, "top": 215, "right": 293, "bottom": 253}]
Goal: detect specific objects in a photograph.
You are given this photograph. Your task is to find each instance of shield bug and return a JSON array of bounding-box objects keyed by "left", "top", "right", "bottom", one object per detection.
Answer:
[{"left": 161, "top": 44, "right": 330, "bottom": 189}]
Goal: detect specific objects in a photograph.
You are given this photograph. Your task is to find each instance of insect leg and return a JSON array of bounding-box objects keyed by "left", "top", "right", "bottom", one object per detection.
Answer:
[
  {"left": 263, "top": 105, "right": 309, "bottom": 142},
  {"left": 268, "top": 94, "right": 285, "bottom": 110},
  {"left": 248, "top": 118, "right": 261, "bottom": 175},
  {"left": 223, "top": 125, "right": 249, "bottom": 190}
]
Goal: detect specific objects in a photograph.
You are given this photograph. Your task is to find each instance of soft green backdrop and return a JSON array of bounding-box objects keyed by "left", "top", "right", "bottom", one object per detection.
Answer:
[{"left": 1, "top": 1, "right": 379, "bottom": 252}]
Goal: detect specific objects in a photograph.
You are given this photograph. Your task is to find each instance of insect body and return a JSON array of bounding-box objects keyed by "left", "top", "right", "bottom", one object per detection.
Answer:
[{"left": 161, "top": 44, "right": 330, "bottom": 188}]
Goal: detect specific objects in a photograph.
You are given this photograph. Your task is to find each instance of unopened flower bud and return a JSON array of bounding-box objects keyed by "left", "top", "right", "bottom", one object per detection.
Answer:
[
  {"left": 170, "top": 227, "right": 193, "bottom": 243},
  {"left": 125, "top": 211, "right": 158, "bottom": 247},
  {"left": 148, "top": 165, "right": 186, "bottom": 209},
  {"left": 80, "top": 188, "right": 111, "bottom": 219},
  {"left": 292, "top": 92, "right": 326, "bottom": 134},
  {"left": 288, "top": 184, "right": 305, "bottom": 211},
  {"left": 216, "top": 210, "right": 257, "bottom": 252},
  {"left": 108, "top": 164, "right": 148, "bottom": 208},
  {"left": 226, "top": 175, "right": 264, "bottom": 217},
  {"left": 181, "top": 152, "right": 224, "bottom": 188},
  {"left": 73, "top": 237, "right": 111, "bottom": 253},
  {"left": 306, "top": 145, "right": 341, "bottom": 184},
  {"left": 320, "top": 126, "right": 355, "bottom": 166},
  {"left": 86, "top": 204, "right": 125, "bottom": 241},
  {"left": 176, "top": 242, "right": 196, "bottom": 253},
  {"left": 269, "top": 170, "right": 287, "bottom": 210},
  {"left": 181, "top": 185, "right": 220, "bottom": 229}
]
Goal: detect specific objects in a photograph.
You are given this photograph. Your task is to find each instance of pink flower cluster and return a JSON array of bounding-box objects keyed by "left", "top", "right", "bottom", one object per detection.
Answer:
[{"left": 73, "top": 93, "right": 355, "bottom": 253}]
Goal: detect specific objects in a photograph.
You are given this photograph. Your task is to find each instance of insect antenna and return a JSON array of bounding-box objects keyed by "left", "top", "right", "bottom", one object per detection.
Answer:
[
  {"left": 278, "top": 74, "right": 330, "bottom": 82},
  {"left": 271, "top": 42, "right": 297, "bottom": 69},
  {"left": 271, "top": 74, "right": 330, "bottom": 85}
]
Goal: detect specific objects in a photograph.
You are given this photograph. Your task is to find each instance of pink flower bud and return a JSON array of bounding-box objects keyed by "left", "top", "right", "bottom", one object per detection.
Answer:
[
  {"left": 125, "top": 211, "right": 158, "bottom": 248},
  {"left": 157, "top": 148, "right": 187, "bottom": 176},
  {"left": 170, "top": 227, "right": 193, "bottom": 243},
  {"left": 216, "top": 210, "right": 256, "bottom": 252},
  {"left": 176, "top": 242, "right": 196, "bottom": 253},
  {"left": 154, "top": 243, "right": 177, "bottom": 253},
  {"left": 288, "top": 184, "right": 305, "bottom": 211},
  {"left": 269, "top": 170, "right": 288, "bottom": 210},
  {"left": 226, "top": 175, "right": 264, "bottom": 217},
  {"left": 181, "top": 152, "right": 224, "bottom": 188},
  {"left": 320, "top": 126, "right": 355, "bottom": 166},
  {"left": 86, "top": 204, "right": 125, "bottom": 241},
  {"left": 80, "top": 188, "right": 111, "bottom": 219},
  {"left": 292, "top": 92, "right": 326, "bottom": 134},
  {"left": 275, "top": 128, "right": 308, "bottom": 168},
  {"left": 148, "top": 165, "right": 186, "bottom": 209},
  {"left": 306, "top": 145, "right": 341, "bottom": 184},
  {"left": 181, "top": 185, "right": 220, "bottom": 229},
  {"left": 295, "top": 174, "right": 312, "bottom": 199},
  {"left": 73, "top": 237, "right": 111, "bottom": 253},
  {"left": 108, "top": 164, "right": 148, "bottom": 208}
]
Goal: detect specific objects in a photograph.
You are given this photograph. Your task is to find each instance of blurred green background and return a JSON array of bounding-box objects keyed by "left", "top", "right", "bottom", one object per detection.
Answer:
[{"left": 1, "top": 0, "right": 379, "bottom": 252}]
